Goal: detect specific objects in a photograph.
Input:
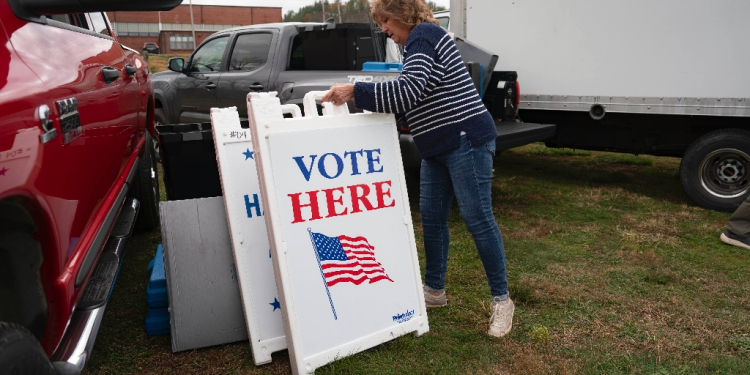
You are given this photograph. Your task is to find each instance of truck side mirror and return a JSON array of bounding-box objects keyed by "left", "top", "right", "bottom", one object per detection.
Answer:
[{"left": 168, "top": 58, "right": 185, "bottom": 73}]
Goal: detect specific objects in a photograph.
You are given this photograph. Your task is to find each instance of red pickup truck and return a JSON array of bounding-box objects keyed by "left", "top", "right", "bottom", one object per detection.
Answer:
[{"left": 0, "top": 0, "right": 178, "bottom": 373}]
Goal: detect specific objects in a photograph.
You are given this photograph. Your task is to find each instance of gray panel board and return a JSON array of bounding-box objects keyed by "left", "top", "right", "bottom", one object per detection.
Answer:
[{"left": 160, "top": 197, "right": 248, "bottom": 352}]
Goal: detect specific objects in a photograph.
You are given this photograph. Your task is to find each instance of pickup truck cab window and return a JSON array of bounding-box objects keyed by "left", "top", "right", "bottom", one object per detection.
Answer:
[
  {"left": 88, "top": 12, "right": 112, "bottom": 37},
  {"left": 45, "top": 13, "right": 89, "bottom": 30},
  {"left": 190, "top": 36, "right": 229, "bottom": 72},
  {"left": 212, "top": 31, "right": 277, "bottom": 120},
  {"left": 229, "top": 32, "right": 272, "bottom": 72},
  {"left": 172, "top": 35, "right": 228, "bottom": 123},
  {"left": 288, "top": 35, "right": 305, "bottom": 70},
  {"left": 47, "top": 14, "right": 72, "bottom": 24}
]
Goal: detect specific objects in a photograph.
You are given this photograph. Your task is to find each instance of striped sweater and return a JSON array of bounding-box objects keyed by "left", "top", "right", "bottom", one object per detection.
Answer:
[{"left": 353, "top": 22, "right": 496, "bottom": 158}]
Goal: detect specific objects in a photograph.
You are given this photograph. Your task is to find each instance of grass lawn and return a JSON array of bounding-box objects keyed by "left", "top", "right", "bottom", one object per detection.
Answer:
[{"left": 84, "top": 144, "right": 750, "bottom": 374}]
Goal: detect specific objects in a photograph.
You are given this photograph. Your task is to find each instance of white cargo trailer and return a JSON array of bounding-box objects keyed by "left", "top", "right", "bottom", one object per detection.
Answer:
[{"left": 450, "top": 0, "right": 750, "bottom": 211}]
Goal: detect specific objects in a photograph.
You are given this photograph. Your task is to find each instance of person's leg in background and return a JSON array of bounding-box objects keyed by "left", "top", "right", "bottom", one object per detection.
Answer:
[{"left": 721, "top": 195, "right": 750, "bottom": 249}]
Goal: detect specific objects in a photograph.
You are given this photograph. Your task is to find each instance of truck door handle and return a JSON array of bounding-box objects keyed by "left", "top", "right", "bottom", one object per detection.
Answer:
[
  {"left": 205, "top": 82, "right": 217, "bottom": 90},
  {"left": 248, "top": 84, "right": 264, "bottom": 91},
  {"left": 125, "top": 64, "right": 137, "bottom": 77},
  {"left": 101, "top": 66, "right": 119, "bottom": 84}
]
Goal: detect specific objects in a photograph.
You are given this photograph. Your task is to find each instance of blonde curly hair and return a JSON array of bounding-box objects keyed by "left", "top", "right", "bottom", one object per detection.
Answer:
[{"left": 370, "top": 0, "right": 440, "bottom": 29}]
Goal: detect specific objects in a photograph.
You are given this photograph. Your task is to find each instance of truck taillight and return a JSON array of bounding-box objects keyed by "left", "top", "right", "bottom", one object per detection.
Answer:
[{"left": 514, "top": 81, "right": 521, "bottom": 115}]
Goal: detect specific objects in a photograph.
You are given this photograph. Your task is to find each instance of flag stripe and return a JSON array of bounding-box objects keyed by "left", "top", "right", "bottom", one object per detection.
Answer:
[
  {"left": 312, "top": 231, "right": 394, "bottom": 287},
  {"left": 339, "top": 235, "right": 369, "bottom": 242},
  {"left": 327, "top": 276, "right": 368, "bottom": 286}
]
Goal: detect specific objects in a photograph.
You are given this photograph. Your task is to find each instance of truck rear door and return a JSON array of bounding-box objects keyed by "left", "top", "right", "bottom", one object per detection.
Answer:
[{"left": 215, "top": 30, "right": 277, "bottom": 120}]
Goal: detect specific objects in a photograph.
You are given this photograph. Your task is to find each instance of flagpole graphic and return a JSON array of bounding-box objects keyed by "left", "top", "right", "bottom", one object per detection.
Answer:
[
  {"left": 308, "top": 228, "right": 394, "bottom": 320},
  {"left": 308, "top": 228, "right": 338, "bottom": 320}
]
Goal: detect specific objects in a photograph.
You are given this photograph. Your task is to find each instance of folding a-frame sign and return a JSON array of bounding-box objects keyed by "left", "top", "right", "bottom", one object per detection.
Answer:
[
  {"left": 211, "top": 106, "right": 298, "bottom": 365},
  {"left": 248, "top": 92, "right": 429, "bottom": 374}
]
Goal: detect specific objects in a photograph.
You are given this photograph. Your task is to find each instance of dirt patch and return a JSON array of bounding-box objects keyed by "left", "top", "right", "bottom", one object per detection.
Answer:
[
  {"left": 476, "top": 342, "right": 577, "bottom": 375},
  {"left": 502, "top": 216, "right": 560, "bottom": 241}
]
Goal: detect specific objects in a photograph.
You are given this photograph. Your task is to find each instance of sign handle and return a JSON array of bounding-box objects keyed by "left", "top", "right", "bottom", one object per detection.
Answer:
[
  {"left": 303, "top": 91, "right": 350, "bottom": 118},
  {"left": 308, "top": 228, "right": 338, "bottom": 320},
  {"left": 280, "top": 104, "right": 301, "bottom": 118}
]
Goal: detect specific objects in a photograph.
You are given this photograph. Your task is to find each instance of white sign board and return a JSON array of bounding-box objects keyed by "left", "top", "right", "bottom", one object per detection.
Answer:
[
  {"left": 210, "top": 107, "right": 286, "bottom": 365},
  {"left": 248, "top": 92, "right": 429, "bottom": 375}
]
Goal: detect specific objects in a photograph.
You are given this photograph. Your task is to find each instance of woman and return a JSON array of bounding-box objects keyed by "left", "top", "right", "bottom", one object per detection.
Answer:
[{"left": 321, "top": 0, "right": 514, "bottom": 338}]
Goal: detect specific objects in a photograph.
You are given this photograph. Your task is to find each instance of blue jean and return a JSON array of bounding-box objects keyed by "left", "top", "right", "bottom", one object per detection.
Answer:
[{"left": 420, "top": 136, "right": 508, "bottom": 297}]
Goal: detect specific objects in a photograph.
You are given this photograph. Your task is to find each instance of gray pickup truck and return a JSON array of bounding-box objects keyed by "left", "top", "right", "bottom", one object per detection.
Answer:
[{"left": 151, "top": 22, "right": 554, "bottom": 172}]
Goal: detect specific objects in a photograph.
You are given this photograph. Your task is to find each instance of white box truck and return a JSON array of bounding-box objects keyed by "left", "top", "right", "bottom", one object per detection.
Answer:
[{"left": 450, "top": 0, "right": 750, "bottom": 211}]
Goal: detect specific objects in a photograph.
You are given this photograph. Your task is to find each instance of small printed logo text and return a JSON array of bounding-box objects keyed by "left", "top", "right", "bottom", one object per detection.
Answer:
[{"left": 392, "top": 309, "right": 415, "bottom": 324}]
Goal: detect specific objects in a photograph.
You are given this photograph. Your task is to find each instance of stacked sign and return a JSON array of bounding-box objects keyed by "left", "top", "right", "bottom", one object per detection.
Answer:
[
  {"left": 211, "top": 92, "right": 428, "bottom": 374},
  {"left": 211, "top": 107, "right": 289, "bottom": 365}
]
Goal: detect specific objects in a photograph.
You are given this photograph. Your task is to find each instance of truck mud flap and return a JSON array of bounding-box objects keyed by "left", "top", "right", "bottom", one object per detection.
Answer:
[{"left": 496, "top": 122, "right": 557, "bottom": 152}]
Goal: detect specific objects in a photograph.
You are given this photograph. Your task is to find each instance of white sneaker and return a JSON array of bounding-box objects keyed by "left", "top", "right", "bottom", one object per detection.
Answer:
[
  {"left": 720, "top": 230, "right": 750, "bottom": 250},
  {"left": 423, "top": 285, "right": 447, "bottom": 307},
  {"left": 488, "top": 298, "right": 514, "bottom": 337}
]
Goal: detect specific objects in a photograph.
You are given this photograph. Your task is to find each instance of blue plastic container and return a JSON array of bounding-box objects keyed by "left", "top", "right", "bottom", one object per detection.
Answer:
[
  {"left": 145, "top": 307, "right": 170, "bottom": 336},
  {"left": 144, "top": 244, "right": 170, "bottom": 336},
  {"left": 362, "top": 61, "right": 403, "bottom": 72},
  {"left": 146, "top": 244, "right": 168, "bottom": 308}
]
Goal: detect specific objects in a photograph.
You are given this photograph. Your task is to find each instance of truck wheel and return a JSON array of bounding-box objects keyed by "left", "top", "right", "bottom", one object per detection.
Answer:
[
  {"left": 153, "top": 108, "right": 168, "bottom": 162},
  {"left": 0, "top": 322, "right": 55, "bottom": 375},
  {"left": 0, "top": 201, "right": 47, "bottom": 340},
  {"left": 679, "top": 128, "right": 750, "bottom": 212},
  {"left": 133, "top": 132, "right": 161, "bottom": 232}
]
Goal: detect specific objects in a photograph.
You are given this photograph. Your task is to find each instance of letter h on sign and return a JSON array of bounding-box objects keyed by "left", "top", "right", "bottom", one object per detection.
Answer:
[{"left": 245, "top": 194, "right": 263, "bottom": 218}]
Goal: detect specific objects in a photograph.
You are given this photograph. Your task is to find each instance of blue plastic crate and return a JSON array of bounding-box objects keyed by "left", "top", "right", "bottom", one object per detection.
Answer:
[
  {"left": 146, "top": 244, "right": 168, "bottom": 308},
  {"left": 145, "top": 307, "right": 170, "bottom": 336},
  {"left": 362, "top": 61, "right": 403, "bottom": 72}
]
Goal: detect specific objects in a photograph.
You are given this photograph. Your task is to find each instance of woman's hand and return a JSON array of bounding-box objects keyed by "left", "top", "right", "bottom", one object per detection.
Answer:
[{"left": 321, "top": 83, "right": 355, "bottom": 106}]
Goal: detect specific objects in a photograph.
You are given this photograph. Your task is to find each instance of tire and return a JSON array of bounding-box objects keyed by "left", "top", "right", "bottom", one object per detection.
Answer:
[
  {"left": 0, "top": 202, "right": 46, "bottom": 340},
  {"left": 132, "top": 132, "right": 161, "bottom": 232},
  {"left": 0, "top": 322, "right": 55, "bottom": 375},
  {"left": 679, "top": 128, "right": 750, "bottom": 212},
  {"left": 153, "top": 108, "right": 168, "bottom": 162}
]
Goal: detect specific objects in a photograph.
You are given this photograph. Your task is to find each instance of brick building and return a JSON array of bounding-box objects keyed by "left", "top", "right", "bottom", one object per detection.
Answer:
[{"left": 107, "top": 4, "right": 282, "bottom": 54}]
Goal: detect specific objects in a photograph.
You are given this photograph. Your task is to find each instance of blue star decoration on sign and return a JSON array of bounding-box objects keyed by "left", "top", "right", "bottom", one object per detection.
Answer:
[
  {"left": 243, "top": 148, "right": 254, "bottom": 160},
  {"left": 270, "top": 298, "right": 280, "bottom": 311}
]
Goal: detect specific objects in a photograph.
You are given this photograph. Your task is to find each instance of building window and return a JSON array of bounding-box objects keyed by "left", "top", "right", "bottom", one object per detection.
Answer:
[{"left": 170, "top": 34, "right": 194, "bottom": 51}]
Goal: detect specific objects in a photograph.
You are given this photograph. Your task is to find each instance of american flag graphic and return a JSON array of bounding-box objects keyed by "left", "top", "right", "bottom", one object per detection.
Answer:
[{"left": 310, "top": 231, "right": 394, "bottom": 287}]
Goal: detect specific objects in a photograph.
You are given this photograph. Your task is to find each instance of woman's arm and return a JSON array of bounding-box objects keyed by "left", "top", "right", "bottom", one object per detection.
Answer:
[
  {"left": 352, "top": 39, "right": 437, "bottom": 114},
  {"left": 321, "top": 38, "right": 438, "bottom": 114}
]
